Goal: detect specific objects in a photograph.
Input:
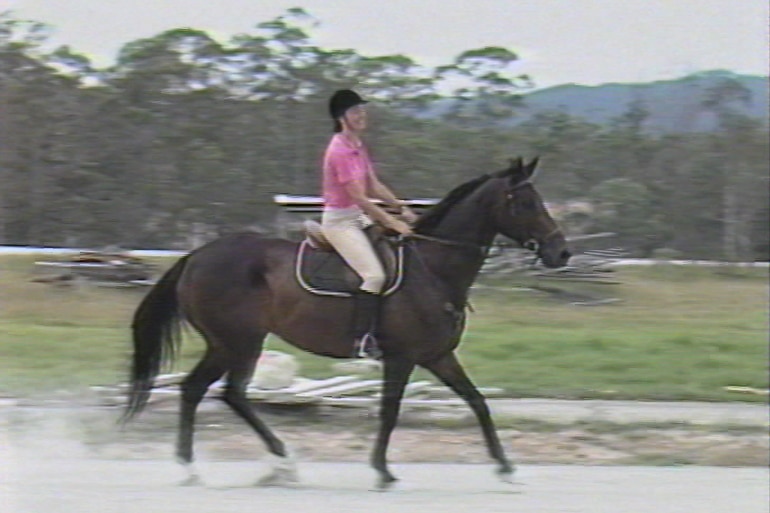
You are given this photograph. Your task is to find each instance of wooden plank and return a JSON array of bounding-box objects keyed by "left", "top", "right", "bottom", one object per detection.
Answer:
[
  {"left": 401, "top": 398, "right": 466, "bottom": 409},
  {"left": 571, "top": 298, "right": 623, "bottom": 306},
  {"left": 425, "top": 386, "right": 505, "bottom": 398},
  {"left": 319, "top": 396, "right": 467, "bottom": 409},
  {"left": 147, "top": 389, "right": 188, "bottom": 405},
  {"left": 35, "top": 262, "right": 117, "bottom": 269},
  {"left": 248, "top": 376, "right": 360, "bottom": 395},
  {"left": 245, "top": 390, "right": 321, "bottom": 404},
  {"left": 723, "top": 386, "right": 769, "bottom": 396},
  {"left": 370, "top": 380, "right": 433, "bottom": 398},
  {"left": 404, "top": 380, "right": 433, "bottom": 396},
  {"left": 154, "top": 373, "right": 189, "bottom": 387},
  {"left": 297, "top": 379, "right": 382, "bottom": 399},
  {"left": 240, "top": 376, "right": 365, "bottom": 404},
  {"left": 318, "top": 396, "right": 379, "bottom": 407}
]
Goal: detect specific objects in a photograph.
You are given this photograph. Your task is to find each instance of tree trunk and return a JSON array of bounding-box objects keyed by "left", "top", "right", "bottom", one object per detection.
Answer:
[
  {"left": 722, "top": 183, "right": 740, "bottom": 262},
  {"left": 0, "top": 88, "right": 8, "bottom": 244}
]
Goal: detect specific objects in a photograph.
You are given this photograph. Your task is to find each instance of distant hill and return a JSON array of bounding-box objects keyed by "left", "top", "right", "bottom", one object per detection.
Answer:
[
  {"left": 517, "top": 71, "right": 768, "bottom": 133},
  {"left": 422, "top": 71, "right": 769, "bottom": 133}
]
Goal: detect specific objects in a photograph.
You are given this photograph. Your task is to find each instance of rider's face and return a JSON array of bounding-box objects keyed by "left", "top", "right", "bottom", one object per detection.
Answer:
[{"left": 342, "top": 105, "right": 367, "bottom": 132}]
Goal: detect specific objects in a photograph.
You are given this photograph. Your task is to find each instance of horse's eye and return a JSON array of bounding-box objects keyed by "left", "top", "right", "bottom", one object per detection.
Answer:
[{"left": 519, "top": 197, "right": 536, "bottom": 210}]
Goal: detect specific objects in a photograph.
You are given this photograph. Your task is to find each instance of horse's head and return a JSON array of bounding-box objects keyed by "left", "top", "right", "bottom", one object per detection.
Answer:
[{"left": 489, "top": 157, "right": 571, "bottom": 268}]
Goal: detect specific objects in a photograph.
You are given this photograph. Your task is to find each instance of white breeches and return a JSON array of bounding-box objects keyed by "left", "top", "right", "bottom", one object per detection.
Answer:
[{"left": 321, "top": 207, "right": 386, "bottom": 294}]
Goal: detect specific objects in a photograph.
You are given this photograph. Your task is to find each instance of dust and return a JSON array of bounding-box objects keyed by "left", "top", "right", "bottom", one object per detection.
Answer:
[
  {"left": 1, "top": 400, "right": 767, "bottom": 468},
  {"left": 2, "top": 401, "right": 768, "bottom": 513}
]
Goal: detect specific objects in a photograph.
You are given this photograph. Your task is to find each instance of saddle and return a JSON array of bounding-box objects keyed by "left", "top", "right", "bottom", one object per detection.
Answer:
[{"left": 295, "top": 219, "right": 405, "bottom": 297}]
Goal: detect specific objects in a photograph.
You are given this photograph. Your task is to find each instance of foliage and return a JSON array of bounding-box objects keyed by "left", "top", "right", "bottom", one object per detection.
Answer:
[{"left": 0, "top": 10, "right": 768, "bottom": 259}]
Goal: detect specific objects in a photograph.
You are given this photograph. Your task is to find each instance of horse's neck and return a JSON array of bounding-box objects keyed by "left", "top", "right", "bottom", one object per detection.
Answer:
[
  {"left": 431, "top": 200, "right": 496, "bottom": 248},
  {"left": 418, "top": 197, "right": 497, "bottom": 305}
]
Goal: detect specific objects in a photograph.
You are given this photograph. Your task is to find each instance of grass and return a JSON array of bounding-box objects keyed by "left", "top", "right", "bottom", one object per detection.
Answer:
[
  {"left": 461, "top": 266, "right": 768, "bottom": 401},
  {"left": 0, "top": 255, "right": 767, "bottom": 402}
]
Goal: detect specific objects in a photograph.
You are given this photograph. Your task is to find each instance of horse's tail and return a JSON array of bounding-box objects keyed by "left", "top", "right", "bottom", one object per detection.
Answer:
[{"left": 122, "top": 254, "right": 190, "bottom": 422}]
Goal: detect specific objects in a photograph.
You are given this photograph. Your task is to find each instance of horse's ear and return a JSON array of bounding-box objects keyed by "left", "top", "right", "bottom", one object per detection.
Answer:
[
  {"left": 507, "top": 157, "right": 524, "bottom": 174},
  {"left": 524, "top": 157, "right": 540, "bottom": 178}
]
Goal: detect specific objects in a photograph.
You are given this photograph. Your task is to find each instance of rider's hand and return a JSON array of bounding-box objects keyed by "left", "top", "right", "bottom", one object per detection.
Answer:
[
  {"left": 401, "top": 206, "right": 419, "bottom": 224},
  {"left": 386, "top": 217, "right": 413, "bottom": 236}
]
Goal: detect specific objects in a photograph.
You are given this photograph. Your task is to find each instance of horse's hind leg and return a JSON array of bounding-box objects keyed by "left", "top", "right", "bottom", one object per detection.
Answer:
[
  {"left": 177, "top": 349, "right": 228, "bottom": 485},
  {"left": 222, "top": 338, "right": 297, "bottom": 486},
  {"left": 222, "top": 352, "right": 288, "bottom": 457},
  {"left": 421, "top": 352, "right": 514, "bottom": 481}
]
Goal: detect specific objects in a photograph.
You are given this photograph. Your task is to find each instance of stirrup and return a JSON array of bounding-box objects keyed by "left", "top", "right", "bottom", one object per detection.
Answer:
[{"left": 353, "top": 332, "right": 382, "bottom": 360}]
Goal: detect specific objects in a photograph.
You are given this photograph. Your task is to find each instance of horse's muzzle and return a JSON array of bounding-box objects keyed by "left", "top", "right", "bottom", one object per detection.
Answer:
[{"left": 539, "top": 241, "right": 571, "bottom": 268}]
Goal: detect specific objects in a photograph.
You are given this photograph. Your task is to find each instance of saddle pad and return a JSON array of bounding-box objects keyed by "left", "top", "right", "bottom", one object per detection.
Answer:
[{"left": 295, "top": 240, "right": 404, "bottom": 297}]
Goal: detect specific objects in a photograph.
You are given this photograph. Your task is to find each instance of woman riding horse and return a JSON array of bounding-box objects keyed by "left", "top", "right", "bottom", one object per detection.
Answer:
[{"left": 321, "top": 89, "right": 417, "bottom": 358}]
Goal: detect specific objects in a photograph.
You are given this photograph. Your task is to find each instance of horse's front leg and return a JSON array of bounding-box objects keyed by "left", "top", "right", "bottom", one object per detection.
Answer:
[
  {"left": 422, "top": 352, "right": 514, "bottom": 480},
  {"left": 371, "top": 355, "right": 415, "bottom": 490}
]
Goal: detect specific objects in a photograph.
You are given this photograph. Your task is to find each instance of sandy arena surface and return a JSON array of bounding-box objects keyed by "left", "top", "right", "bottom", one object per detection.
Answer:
[
  {"left": 3, "top": 458, "right": 769, "bottom": 513},
  {"left": 1, "top": 401, "right": 768, "bottom": 513}
]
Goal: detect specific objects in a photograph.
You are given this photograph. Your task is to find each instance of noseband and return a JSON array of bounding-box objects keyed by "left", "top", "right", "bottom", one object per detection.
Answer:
[{"left": 522, "top": 227, "right": 563, "bottom": 253}]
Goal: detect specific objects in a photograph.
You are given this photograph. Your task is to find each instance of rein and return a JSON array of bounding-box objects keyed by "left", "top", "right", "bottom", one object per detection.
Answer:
[
  {"left": 405, "top": 233, "right": 487, "bottom": 255},
  {"left": 402, "top": 235, "right": 481, "bottom": 314}
]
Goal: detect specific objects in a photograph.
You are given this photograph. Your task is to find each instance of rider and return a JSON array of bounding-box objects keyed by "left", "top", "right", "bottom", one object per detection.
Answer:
[{"left": 321, "top": 89, "right": 417, "bottom": 358}]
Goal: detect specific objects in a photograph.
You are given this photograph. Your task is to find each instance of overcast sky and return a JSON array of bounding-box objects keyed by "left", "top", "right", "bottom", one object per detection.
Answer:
[{"left": 4, "top": 0, "right": 769, "bottom": 88}]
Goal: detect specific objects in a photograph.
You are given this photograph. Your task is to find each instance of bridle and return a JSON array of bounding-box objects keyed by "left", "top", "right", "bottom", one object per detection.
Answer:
[
  {"left": 521, "top": 226, "right": 562, "bottom": 253},
  {"left": 403, "top": 176, "right": 563, "bottom": 255},
  {"left": 505, "top": 179, "right": 564, "bottom": 253},
  {"left": 401, "top": 175, "right": 565, "bottom": 300}
]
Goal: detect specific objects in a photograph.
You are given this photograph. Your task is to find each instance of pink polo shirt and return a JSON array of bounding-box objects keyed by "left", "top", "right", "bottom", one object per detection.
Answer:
[{"left": 322, "top": 133, "right": 374, "bottom": 209}]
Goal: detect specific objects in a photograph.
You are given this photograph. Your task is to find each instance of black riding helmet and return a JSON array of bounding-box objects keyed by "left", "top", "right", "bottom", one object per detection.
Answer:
[{"left": 329, "top": 89, "right": 368, "bottom": 132}]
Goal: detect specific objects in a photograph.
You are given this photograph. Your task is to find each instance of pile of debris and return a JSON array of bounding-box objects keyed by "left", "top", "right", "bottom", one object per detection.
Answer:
[
  {"left": 33, "top": 250, "right": 157, "bottom": 288},
  {"left": 479, "top": 233, "right": 626, "bottom": 306},
  {"left": 92, "top": 351, "right": 503, "bottom": 413}
]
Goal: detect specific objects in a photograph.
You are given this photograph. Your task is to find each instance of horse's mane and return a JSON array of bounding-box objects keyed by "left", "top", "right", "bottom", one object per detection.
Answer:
[
  {"left": 414, "top": 160, "right": 524, "bottom": 234},
  {"left": 414, "top": 173, "right": 493, "bottom": 234}
]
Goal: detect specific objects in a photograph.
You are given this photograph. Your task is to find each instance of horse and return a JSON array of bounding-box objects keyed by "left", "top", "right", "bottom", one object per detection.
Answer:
[{"left": 122, "top": 156, "right": 571, "bottom": 489}]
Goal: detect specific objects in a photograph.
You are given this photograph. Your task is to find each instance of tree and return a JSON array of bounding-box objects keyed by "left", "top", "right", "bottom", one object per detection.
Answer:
[
  {"left": 434, "top": 46, "right": 532, "bottom": 125},
  {"left": 0, "top": 15, "right": 95, "bottom": 244},
  {"left": 0, "top": 10, "right": 766, "bottom": 258},
  {"left": 588, "top": 178, "right": 668, "bottom": 255},
  {"left": 699, "top": 78, "right": 767, "bottom": 261}
]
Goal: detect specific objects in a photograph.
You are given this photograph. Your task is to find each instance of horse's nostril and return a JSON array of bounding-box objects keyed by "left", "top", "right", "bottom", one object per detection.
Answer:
[{"left": 561, "top": 250, "right": 571, "bottom": 260}]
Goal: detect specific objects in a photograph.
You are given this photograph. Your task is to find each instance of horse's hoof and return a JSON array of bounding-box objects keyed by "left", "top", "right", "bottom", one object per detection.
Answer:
[
  {"left": 256, "top": 472, "right": 285, "bottom": 487},
  {"left": 256, "top": 468, "right": 299, "bottom": 487},
  {"left": 375, "top": 474, "right": 398, "bottom": 491},
  {"left": 496, "top": 463, "right": 516, "bottom": 484},
  {"left": 256, "top": 457, "right": 300, "bottom": 487},
  {"left": 179, "top": 474, "right": 203, "bottom": 487},
  {"left": 178, "top": 462, "right": 203, "bottom": 486}
]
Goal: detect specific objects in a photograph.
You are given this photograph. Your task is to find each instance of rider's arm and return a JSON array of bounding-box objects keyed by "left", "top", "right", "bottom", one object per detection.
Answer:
[
  {"left": 369, "top": 177, "right": 403, "bottom": 210},
  {"left": 369, "top": 175, "right": 418, "bottom": 224},
  {"left": 327, "top": 143, "right": 411, "bottom": 234},
  {"left": 345, "top": 179, "right": 409, "bottom": 232}
]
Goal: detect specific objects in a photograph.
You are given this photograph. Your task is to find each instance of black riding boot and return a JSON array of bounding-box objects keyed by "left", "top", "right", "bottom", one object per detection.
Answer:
[{"left": 351, "top": 291, "right": 382, "bottom": 359}]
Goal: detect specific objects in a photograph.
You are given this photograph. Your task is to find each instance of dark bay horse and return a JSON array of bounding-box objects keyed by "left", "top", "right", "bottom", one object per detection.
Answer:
[{"left": 123, "top": 157, "right": 570, "bottom": 489}]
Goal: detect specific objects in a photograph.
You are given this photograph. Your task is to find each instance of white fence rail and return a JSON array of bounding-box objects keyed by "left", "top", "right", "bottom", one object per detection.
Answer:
[{"left": 1, "top": 246, "right": 767, "bottom": 268}]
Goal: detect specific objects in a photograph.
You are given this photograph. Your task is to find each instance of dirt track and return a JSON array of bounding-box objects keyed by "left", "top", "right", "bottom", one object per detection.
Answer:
[
  {"left": 3, "top": 457, "right": 768, "bottom": 513},
  {"left": 1, "top": 403, "right": 768, "bottom": 512}
]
